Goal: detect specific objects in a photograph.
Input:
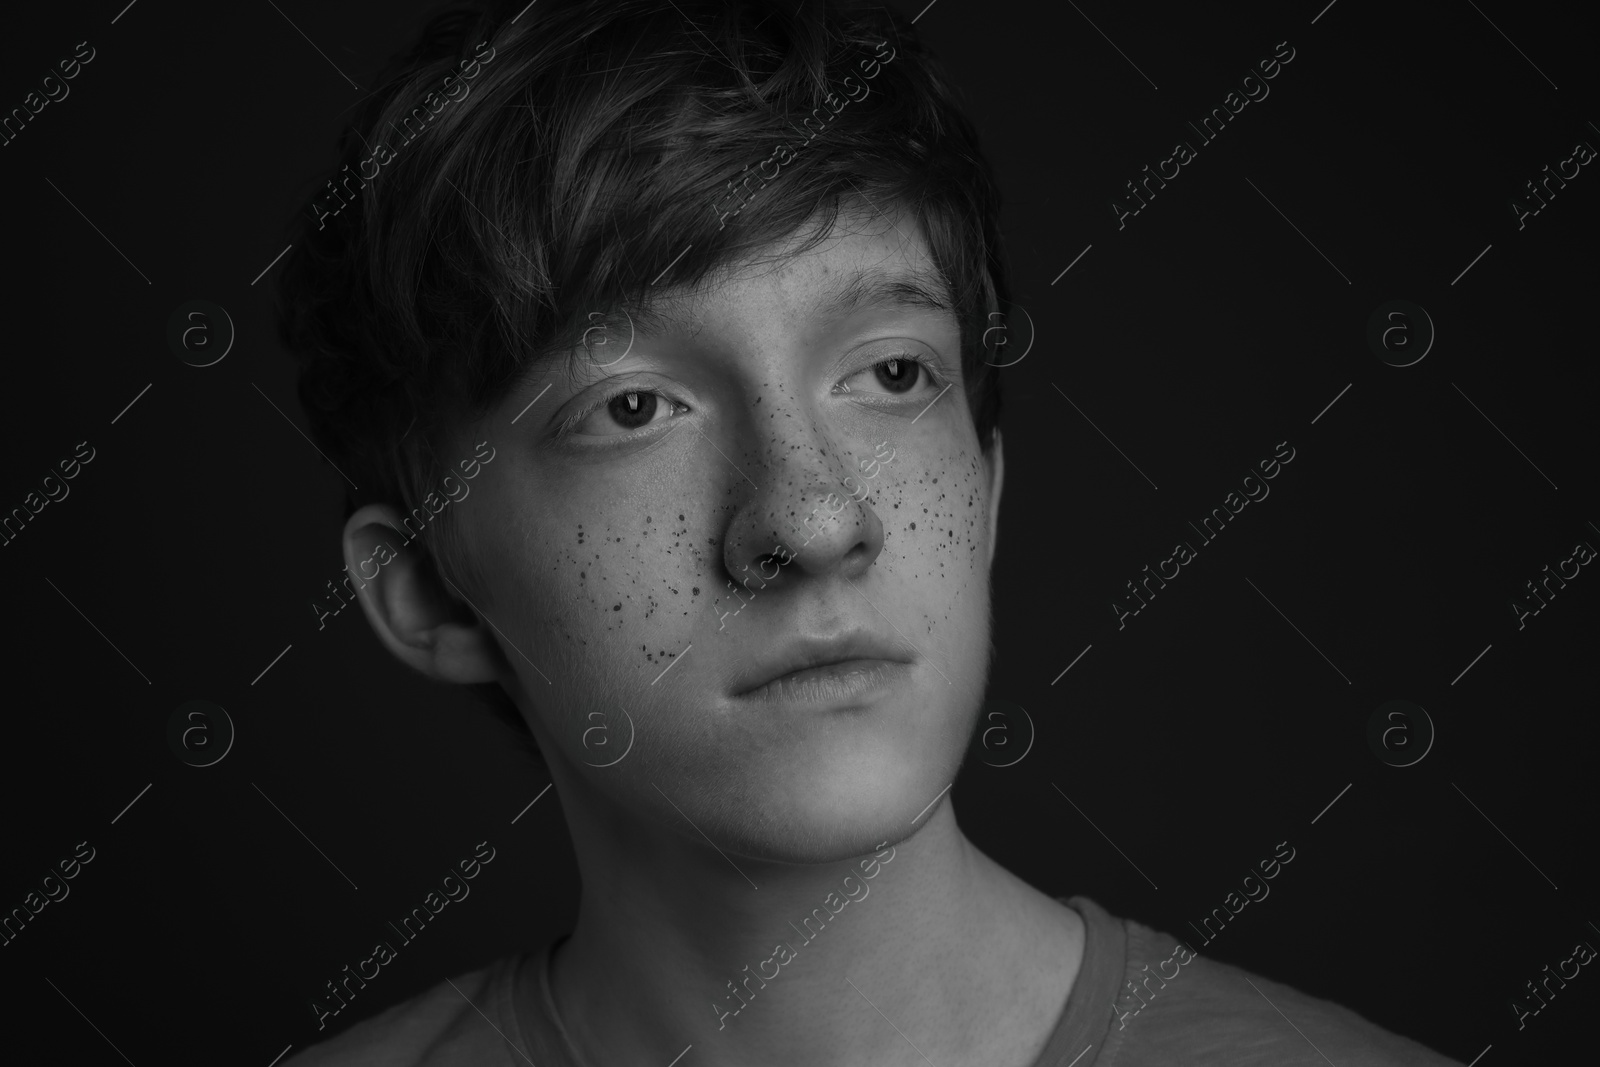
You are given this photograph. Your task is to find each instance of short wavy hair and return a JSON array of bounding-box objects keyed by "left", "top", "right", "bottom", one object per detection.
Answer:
[{"left": 276, "top": 0, "right": 1010, "bottom": 745}]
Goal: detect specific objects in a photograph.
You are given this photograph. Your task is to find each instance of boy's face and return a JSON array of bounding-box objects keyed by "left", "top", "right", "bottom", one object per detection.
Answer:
[{"left": 454, "top": 207, "right": 1004, "bottom": 862}]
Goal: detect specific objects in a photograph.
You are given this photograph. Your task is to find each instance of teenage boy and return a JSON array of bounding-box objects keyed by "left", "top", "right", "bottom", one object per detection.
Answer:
[{"left": 279, "top": 1, "right": 1462, "bottom": 1063}]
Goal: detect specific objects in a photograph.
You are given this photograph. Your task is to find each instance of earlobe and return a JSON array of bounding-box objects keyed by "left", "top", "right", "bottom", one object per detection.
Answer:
[
  {"left": 342, "top": 504, "right": 502, "bottom": 684},
  {"left": 984, "top": 427, "right": 1005, "bottom": 564}
]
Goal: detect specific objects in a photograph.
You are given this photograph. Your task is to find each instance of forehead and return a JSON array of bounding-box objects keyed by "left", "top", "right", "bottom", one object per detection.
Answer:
[{"left": 636, "top": 209, "right": 955, "bottom": 338}]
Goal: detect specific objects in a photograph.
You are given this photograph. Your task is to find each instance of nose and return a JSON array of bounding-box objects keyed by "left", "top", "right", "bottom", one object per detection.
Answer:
[{"left": 717, "top": 411, "right": 885, "bottom": 593}]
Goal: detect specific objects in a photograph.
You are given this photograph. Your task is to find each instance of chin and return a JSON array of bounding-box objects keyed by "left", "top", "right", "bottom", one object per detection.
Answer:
[{"left": 700, "top": 714, "right": 972, "bottom": 865}]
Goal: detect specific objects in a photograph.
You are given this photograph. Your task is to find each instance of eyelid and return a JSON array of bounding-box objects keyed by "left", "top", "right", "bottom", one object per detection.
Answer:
[
  {"left": 838, "top": 348, "right": 948, "bottom": 393},
  {"left": 556, "top": 380, "right": 686, "bottom": 439}
]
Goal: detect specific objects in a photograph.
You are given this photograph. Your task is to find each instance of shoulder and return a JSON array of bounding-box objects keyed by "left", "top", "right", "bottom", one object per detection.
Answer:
[
  {"left": 282, "top": 956, "right": 522, "bottom": 1067},
  {"left": 1103, "top": 911, "right": 1463, "bottom": 1066}
]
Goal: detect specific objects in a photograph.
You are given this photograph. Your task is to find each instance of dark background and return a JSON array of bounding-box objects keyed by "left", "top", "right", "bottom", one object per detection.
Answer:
[{"left": 1, "top": 1, "right": 1595, "bottom": 1063}]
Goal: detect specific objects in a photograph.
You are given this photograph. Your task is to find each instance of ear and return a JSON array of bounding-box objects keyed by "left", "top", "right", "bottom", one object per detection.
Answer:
[
  {"left": 341, "top": 504, "right": 502, "bottom": 684},
  {"left": 983, "top": 426, "right": 1005, "bottom": 566}
]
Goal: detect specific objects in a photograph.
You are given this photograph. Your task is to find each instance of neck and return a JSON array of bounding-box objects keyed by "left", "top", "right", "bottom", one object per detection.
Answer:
[{"left": 536, "top": 761, "right": 1083, "bottom": 1067}]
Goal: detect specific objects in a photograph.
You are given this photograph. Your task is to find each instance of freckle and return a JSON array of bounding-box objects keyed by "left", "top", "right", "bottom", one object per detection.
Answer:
[
  {"left": 613, "top": 603, "right": 622, "bottom": 611},
  {"left": 692, "top": 587, "right": 700, "bottom": 595}
]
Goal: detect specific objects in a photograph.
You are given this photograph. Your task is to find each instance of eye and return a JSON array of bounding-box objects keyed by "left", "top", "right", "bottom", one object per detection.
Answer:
[
  {"left": 837, "top": 351, "right": 943, "bottom": 397},
  {"left": 564, "top": 386, "right": 684, "bottom": 438}
]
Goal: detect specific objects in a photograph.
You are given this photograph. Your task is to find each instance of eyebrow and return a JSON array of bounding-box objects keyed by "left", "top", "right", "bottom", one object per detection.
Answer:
[
  {"left": 814, "top": 264, "right": 956, "bottom": 322},
  {"left": 627, "top": 263, "right": 955, "bottom": 337},
  {"left": 519, "top": 264, "right": 956, "bottom": 393}
]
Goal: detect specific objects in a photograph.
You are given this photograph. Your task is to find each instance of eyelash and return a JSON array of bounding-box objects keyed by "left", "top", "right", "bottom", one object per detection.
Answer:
[{"left": 555, "top": 351, "right": 945, "bottom": 441}]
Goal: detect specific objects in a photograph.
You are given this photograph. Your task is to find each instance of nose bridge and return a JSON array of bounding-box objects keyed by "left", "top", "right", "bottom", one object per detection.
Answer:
[{"left": 720, "top": 381, "right": 880, "bottom": 581}]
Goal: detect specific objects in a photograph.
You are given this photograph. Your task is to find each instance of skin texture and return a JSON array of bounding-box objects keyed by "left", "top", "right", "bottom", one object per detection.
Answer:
[{"left": 342, "top": 205, "right": 1085, "bottom": 1066}]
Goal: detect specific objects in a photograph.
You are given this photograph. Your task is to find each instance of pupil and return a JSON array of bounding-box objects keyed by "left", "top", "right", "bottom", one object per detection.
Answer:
[
  {"left": 608, "top": 391, "right": 657, "bottom": 429},
  {"left": 876, "top": 358, "right": 919, "bottom": 393}
]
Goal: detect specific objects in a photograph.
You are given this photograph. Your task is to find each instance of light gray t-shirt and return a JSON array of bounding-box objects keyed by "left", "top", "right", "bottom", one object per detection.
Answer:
[{"left": 284, "top": 895, "right": 1462, "bottom": 1066}]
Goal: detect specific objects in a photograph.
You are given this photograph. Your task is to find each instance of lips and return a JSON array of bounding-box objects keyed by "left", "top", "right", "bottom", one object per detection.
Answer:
[{"left": 730, "top": 631, "right": 914, "bottom": 698}]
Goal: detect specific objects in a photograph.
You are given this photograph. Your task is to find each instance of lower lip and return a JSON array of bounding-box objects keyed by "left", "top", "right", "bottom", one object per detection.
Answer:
[{"left": 736, "top": 659, "right": 912, "bottom": 706}]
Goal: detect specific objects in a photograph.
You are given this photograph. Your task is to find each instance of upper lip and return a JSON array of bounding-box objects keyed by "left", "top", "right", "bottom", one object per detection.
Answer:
[{"left": 730, "top": 631, "right": 914, "bottom": 696}]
